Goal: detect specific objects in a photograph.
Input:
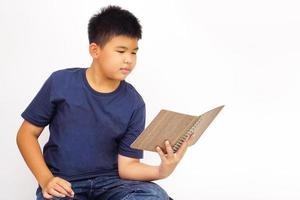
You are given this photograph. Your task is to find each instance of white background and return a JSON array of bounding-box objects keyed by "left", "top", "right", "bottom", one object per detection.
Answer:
[{"left": 1, "top": 0, "right": 300, "bottom": 199}]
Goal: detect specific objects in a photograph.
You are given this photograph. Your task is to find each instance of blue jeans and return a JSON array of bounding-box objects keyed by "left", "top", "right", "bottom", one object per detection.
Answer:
[{"left": 36, "top": 175, "right": 170, "bottom": 200}]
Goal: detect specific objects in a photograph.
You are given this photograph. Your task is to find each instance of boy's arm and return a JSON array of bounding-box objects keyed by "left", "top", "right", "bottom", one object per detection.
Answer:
[
  {"left": 16, "top": 120, "right": 74, "bottom": 198},
  {"left": 118, "top": 155, "right": 159, "bottom": 181},
  {"left": 16, "top": 120, "right": 53, "bottom": 186},
  {"left": 118, "top": 136, "right": 192, "bottom": 181}
]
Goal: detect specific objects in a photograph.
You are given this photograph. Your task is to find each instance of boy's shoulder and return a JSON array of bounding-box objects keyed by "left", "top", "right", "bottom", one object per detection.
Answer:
[
  {"left": 50, "top": 67, "right": 82, "bottom": 78},
  {"left": 48, "top": 67, "right": 83, "bottom": 84},
  {"left": 124, "top": 81, "right": 145, "bottom": 107}
]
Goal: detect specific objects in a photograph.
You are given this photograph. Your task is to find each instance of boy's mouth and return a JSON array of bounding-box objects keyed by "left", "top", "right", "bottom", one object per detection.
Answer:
[{"left": 120, "top": 67, "right": 131, "bottom": 74}]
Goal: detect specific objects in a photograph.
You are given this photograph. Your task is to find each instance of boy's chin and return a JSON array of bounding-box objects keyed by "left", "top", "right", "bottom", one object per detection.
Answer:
[
  {"left": 115, "top": 74, "right": 129, "bottom": 81},
  {"left": 111, "top": 76, "right": 127, "bottom": 81}
]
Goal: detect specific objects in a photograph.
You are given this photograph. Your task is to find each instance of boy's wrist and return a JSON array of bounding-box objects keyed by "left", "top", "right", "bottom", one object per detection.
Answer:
[
  {"left": 37, "top": 172, "right": 54, "bottom": 189},
  {"left": 157, "top": 165, "right": 170, "bottom": 180}
]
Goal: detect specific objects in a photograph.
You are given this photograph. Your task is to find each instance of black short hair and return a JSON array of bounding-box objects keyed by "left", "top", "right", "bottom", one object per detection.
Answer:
[{"left": 88, "top": 5, "right": 142, "bottom": 47}]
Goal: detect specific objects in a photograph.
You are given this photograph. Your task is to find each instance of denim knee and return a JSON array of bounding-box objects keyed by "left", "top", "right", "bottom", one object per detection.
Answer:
[{"left": 135, "top": 182, "right": 169, "bottom": 200}]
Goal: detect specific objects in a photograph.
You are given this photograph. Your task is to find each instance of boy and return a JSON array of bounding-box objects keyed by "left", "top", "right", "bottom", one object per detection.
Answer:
[{"left": 17, "top": 5, "right": 191, "bottom": 200}]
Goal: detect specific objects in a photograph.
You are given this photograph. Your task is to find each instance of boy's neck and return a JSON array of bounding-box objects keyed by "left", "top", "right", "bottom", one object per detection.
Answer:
[{"left": 86, "top": 63, "right": 121, "bottom": 93}]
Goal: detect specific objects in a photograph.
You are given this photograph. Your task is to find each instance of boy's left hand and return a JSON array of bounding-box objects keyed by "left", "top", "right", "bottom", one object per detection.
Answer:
[{"left": 156, "top": 134, "right": 193, "bottom": 179}]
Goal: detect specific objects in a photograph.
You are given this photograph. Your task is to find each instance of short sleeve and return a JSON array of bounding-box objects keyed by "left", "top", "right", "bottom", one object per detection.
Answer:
[
  {"left": 118, "top": 104, "right": 145, "bottom": 159},
  {"left": 21, "top": 74, "right": 56, "bottom": 127}
]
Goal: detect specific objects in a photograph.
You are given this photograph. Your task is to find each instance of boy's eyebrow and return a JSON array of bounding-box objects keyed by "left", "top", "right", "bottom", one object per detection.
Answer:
[{"left": 115, "top": 46, "right": 139, "bottom": 50}]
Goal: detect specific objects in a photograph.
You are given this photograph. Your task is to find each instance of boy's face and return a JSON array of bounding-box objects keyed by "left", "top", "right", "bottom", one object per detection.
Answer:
[{"left": 90, "top": 35, "right": 139, "bottom": 81}]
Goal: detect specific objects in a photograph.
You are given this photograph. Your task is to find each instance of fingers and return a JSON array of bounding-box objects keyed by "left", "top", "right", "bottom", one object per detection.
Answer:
[
  {"left": 53, "top": 183, "right": 70, "bottom": 197},
  {"left": 42, "top": 177, "right": 74, "bottom": 199},
  {"left": 42, "top": 192, "right": 53, "bottom": 199},
  {"left": 49, "top": 187, "right": 67, "bottom": 198},
  {"left": 156, "top": 136, "right": 193, "bottom": 163},
  {"left": 57, "top": 180, "right": 74, "bottom": 197},
  {"left": 165, "top": 140, "right": 175, "bottom": 158},
  {"left": 43, "top": 187, "right": 63, "bottom": 199},
  {"left": 156, "top": 146, "right": 167, "bottom": 162},
  {"left": 156, "top": 140, "right": 176, "bottom": 161}
]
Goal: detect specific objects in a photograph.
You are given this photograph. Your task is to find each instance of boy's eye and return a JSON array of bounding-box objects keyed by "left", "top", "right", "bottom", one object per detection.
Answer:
[{"left": 116, "top": 51, "right": 137, "bottom": 55}]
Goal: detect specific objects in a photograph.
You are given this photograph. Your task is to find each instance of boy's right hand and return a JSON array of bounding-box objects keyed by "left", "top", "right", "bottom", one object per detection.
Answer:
[{"left": 41, "top": 176, "right": 74, "bottom": 199}]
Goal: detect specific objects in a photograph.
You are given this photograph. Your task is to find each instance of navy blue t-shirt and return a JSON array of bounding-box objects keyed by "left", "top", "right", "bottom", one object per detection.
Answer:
[{"left": 21, "top": 68, "right": 145, "bottom": 181}]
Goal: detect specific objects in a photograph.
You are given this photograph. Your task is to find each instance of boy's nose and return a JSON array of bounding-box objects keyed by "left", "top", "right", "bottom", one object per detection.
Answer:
[{"left": 124, "top": 57, "right": 132, "bottom": 64}]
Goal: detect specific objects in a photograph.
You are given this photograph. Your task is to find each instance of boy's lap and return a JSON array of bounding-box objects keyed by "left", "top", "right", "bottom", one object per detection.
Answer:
[
  {"left": 94, "top": 179, "right": 169, "bottom": 200},
  {"left": 36, "top": 176, "right": 169, "bottom": 200}
]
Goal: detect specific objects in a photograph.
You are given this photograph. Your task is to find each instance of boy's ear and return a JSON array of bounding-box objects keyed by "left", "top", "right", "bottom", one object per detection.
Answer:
[{"left": 89, "top": 43, "right": 101, "bottom": 58}]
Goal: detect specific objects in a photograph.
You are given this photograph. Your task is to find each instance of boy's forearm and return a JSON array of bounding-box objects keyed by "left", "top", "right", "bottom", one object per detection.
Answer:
[
  {"left": 119, "top": 162, "right": 161, "bottom": 181},
  {"left": 16, "top": 131, "right": 53, "bottom": 188}
]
